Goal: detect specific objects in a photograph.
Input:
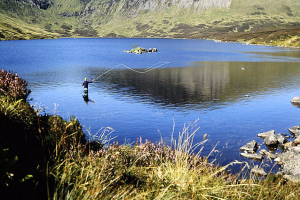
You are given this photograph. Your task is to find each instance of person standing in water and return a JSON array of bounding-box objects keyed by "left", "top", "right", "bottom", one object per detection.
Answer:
[{"left": 82, "top": 77, "right": 95, "bottom": 93}]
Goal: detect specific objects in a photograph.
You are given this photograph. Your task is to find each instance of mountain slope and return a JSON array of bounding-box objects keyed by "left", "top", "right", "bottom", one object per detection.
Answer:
[
  {"left": 0, "top": 0, "right": 300, "bottom": 47},
  {"left": 0, "top": 12, "right": 58, "bottom": 40}
]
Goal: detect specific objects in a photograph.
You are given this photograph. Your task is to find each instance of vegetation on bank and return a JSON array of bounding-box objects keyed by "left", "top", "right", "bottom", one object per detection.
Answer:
[
  {"left": 208, "top": 26, "right": 300, "bottom": 48},
  {"left": 1, "top": 69, "right": 300, "bottom": 199}
]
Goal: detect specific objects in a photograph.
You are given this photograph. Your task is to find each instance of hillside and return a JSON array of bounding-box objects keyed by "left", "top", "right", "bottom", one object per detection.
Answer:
[{"left": 0, "top": 0, "right": 300, "bottom": 47}]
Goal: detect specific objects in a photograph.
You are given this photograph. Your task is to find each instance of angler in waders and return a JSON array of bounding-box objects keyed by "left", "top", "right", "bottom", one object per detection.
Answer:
[{"left": 82, "top": 77, "right": 95, "bottom": 94}]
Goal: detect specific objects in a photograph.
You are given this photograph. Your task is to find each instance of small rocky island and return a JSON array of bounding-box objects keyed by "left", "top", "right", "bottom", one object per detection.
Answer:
[
  {"left": 239, "top": 96, "right": 300, "bottom": 182},
  {"left": 124, "top": 46, "right": 157, "bottom": 54}
]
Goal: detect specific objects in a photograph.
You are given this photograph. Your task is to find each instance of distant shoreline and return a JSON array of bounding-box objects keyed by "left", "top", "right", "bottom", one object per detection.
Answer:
[{"left": 2, "top": 35, "right": 299, "bottom": 50}]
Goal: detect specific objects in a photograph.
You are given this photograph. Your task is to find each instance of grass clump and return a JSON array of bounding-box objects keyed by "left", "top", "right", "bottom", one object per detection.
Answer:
[{"left": 52, "top": 123, "right": 245, "bottom": 200}]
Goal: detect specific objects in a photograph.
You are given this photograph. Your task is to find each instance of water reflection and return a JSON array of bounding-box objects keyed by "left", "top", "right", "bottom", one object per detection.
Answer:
[
  {"left": 249, "top": 50, "right": 300, "bottom": 61},
  {"left": 291, "top": 102, "right": 300, "bottom": 108},
  {"left": 83, "top": 93, "right": 95, "bottom": 105},
  {"left": 92, "top": 61, "right": 300, "bottom": 109}
]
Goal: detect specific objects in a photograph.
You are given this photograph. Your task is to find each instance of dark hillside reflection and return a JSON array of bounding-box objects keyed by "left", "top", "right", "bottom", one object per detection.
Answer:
[
  {"left": 249, "top": 50, "right": 300, "bottom": 61},
  {"left": 94, "top": 61, "right": 300, "bottom": 108}
]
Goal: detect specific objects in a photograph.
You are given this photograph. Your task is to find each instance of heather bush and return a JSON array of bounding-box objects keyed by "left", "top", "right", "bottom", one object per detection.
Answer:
[{"left": 0, "top": 69, "right": 30, "bottom": 99}]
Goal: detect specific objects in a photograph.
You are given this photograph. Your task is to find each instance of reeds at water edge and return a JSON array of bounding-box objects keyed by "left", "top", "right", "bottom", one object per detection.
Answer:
[{"left": 51, "top": 120, "right": 276, "bottom": 200}]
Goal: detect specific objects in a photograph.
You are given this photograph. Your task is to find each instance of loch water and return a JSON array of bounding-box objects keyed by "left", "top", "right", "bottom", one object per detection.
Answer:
[{"left": 1, "top": 38, "right": 300, "bottom": 172}]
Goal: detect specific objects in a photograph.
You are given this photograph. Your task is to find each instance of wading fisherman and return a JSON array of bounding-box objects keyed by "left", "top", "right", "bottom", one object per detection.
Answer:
[{"left": 82, "top": 77, "right": 95, "bottom": 93}]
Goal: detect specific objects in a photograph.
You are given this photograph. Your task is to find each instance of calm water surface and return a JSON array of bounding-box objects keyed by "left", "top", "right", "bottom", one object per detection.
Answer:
[{"left": 1, "top": 38, "right": 300, "bottom": 172}]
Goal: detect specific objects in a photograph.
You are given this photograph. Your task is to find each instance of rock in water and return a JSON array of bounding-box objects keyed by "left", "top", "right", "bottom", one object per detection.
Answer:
[
  {"left": 239, "top": 140, "right": 258, "bottom": 153},
  {"left": 259, "top": 149, "right": 277, "bottom": 159},
  {"left": 257, "top": 130, "right": 275, "bottom": 139},
  {"left": 289, "top": 126, "right": 300, "bottom": 138},
  {"left": 291, "top": 96, "right": 300, "bottom": 103},
  {"left": 240, "top": 152, "right": 264, "bottom": 160},
  {"left": 291, "top": 96, "right": 300, "bottom": 108},
  {"left": 275, "top": 134, "right": 287, "bottom": 144},
  {"left": 264, "top": 133, "right": 278, "bottom": 146}
]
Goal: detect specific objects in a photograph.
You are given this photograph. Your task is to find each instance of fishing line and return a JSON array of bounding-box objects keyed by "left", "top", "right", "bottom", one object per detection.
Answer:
[{"left": 93, "top": 61, "right": 170, "bottom": 81}]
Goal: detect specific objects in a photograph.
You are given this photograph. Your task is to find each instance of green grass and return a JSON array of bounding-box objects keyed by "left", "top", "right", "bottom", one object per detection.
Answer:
[{"left": 0, "top": 13, "right": 58, "bottom": 40}]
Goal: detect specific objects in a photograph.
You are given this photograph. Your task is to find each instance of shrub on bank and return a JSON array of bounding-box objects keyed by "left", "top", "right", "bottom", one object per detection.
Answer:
[{"left": 0, "top": 69, "right": 31, "bottom": 100}]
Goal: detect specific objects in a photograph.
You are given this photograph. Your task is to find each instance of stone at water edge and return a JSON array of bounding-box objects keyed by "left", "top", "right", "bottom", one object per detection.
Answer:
[
  {"left": 283, "top": 174, "right": 300, "bottom": 183},
  {"left": 291, "top": 96, "right": 300, "bottom": 104},
  {"left": 275, "top": 134, "right": 287, "bottom": 145},
  {"left": 257, "top": 130, "right": 275, "bottom": 139},
  {"left": 264, "top": 133, "right": 278, "bottom": 146},
  {"left": 287, "top": 146, "right": 300, "bottom": 153},
  {"left": 251, "top": 165, "right": 268, "bottom": 176},
  {"left": 259, "top": 149, "right": 277, "bottom": 159},
  {"left": 293, "top": 137, "right": 300, "bottom": 146},
  {"left": 240, "top": 125, "right": 300, "bottom": 182},
  {"left": 239, "top": 140, "right": 258, "bottom": 153},
  {"left": 289, "top": 126, "right": 300, "bottom": 138},
  {"left": 282, "top": 141, "right": 293, "bottom": 150},
  {"left": 240, "top": 152, "right": 264, "bottom": 161}
]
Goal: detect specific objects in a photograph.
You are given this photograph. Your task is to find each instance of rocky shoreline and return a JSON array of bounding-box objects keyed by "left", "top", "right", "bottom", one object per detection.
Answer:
[{"left": 240, "top": 96, "right": 300, "bottom": 182}]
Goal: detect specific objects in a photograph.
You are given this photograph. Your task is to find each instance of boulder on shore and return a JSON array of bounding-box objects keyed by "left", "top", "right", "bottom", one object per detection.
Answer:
[
  {"left": 258, "top": 131, "right": 286, "bottom": 146},
  {"left": 289, "top": 126, "right": 300, "bottom": 138},
  {"left": 283, "top": 174, "right": 300, "bottom": 183},
  {"left": 264, "top": 132, "right": 278, "bottom": 146},
  {"left": 241, "top": 126, "right": 300, "bottom": 182},
  {"left": 275, "top": 134, "right": 287, "bottom": 144},
  {"left": 240, "top": 152, "right": 264, "bottom": 160},
  {"left": 251, "top": 165, "right": 268, "bottom": 176},
  {"left": 259, "top": 149, "right": 276, "bottom": 159}
]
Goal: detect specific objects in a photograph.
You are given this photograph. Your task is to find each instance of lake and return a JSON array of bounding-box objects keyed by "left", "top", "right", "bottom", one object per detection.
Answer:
[{"left": 1, "top": 38, "right": 300, "bottom": 173}]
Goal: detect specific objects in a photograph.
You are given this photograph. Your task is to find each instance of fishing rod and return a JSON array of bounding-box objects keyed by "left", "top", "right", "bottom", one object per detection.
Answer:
[{"left": 93, "top": 61, "right": 170, "bottom": 81}]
